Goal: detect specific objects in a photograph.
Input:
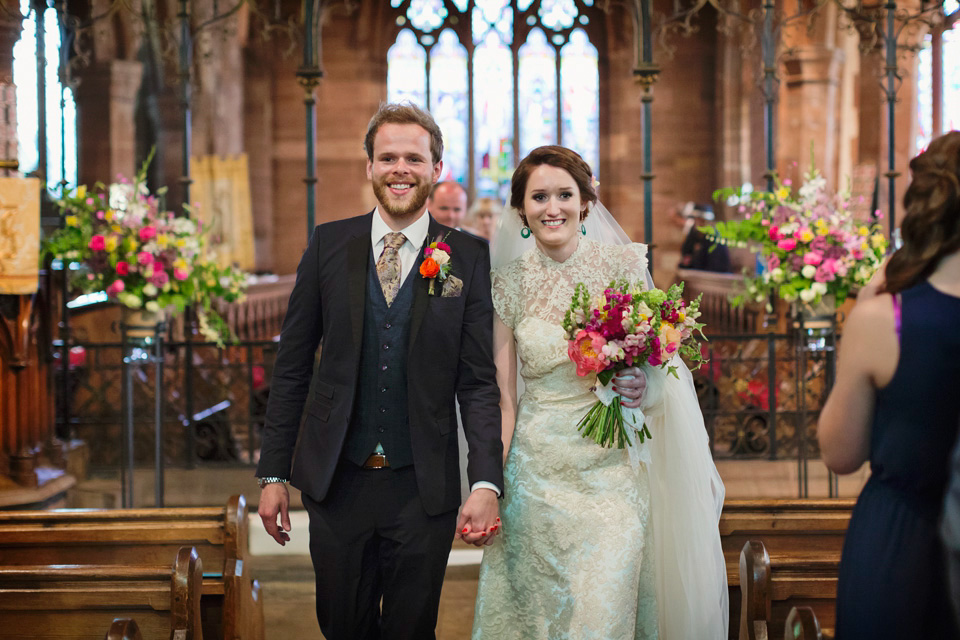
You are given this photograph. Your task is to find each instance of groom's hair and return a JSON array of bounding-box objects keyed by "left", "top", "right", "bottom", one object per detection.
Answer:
[{"left": 364, "top": 103, "right": 444, "bottom": 165}]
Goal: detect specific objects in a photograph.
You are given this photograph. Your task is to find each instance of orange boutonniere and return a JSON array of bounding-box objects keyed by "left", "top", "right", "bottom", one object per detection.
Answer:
[{"left": 421, "top": 233, "right": 453, "bottom": 295}]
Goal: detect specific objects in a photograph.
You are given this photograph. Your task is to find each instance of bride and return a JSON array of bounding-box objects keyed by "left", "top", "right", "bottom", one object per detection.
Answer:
[{"left": 471, "top": 146, "right": 728, "bottom": 639}]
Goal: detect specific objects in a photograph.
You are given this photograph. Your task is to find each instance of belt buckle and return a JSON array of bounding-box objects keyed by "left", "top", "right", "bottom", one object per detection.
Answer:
[{"left": 363, "top": 453, "right": 389, "bottom": 469}]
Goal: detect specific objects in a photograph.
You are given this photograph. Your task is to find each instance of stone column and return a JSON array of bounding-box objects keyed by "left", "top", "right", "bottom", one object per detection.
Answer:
[
  {"left": 779, "top": 45, "right": 845, "bottom": 190},
  {"left": 0, "top": 9, "right": 22, "bottom": 170},
  {"left": 73, "top": 59, "right": 143, "bottom": 185}
]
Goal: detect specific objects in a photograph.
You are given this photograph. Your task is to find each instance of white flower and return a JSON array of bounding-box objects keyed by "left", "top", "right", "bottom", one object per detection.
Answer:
[
  {"left": 431, "top": 249, "right": 450, "bottom": 266},
  {"left": 109, "top": 183, "right": 133, "bottom": 211},
  {"left": 802, "top": 264, "right": 817, "bottom": 279},
  {"left": 771, "top": 267, "right": 785, "bottom": 283},
  {"left": 799, "top": 288, "right": 817, "bottom": 303},
  {"left": 143, "top": 283, "right": 158, "bottom": 297},
  {"left": 145, "top": 301, "right": 160, "bottom": 313},
  {"left": 636, "top": 302, "right": 653, "bottom": 318},
  {"left": 783, "top": 290, "right": 799, "bottom": 302}
]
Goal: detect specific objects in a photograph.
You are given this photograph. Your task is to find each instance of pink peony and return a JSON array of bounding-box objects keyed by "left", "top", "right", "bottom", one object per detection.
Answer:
[
  {"left": 137, "top": 251, "right": 154, "bottom": 266},
  {"left": 151, "top": 270, "right": 169, "bottom": 287},
  {"left": 769, "top": 226, "right": 781, "bottom": 241},
  {"left": 88, "top": 235, "right": 106, "bottom": 251},
  {"left": 777, "top": 238, "right": 797, "bottom": 252},
  {"left": 173, "top": 267, "right": 189, "bottom": 281},
  {"left": 115, "top": 261, "right": 130, "bottom": 276},
  {"left": 568, "top": 330, "right": 608, "bottom": 377},
  {"left": 803, "top": 251, "right": 823, "bottom": 266},
  {"left": 106, "top": 279, "right": 124, "bottom": 295},
  {"left": 139, "top": 226, "right": 157, "bottom": 242}
]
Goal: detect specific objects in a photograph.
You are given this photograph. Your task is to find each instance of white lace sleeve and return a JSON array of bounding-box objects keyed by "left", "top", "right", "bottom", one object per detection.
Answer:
[
  {"left": 618, "top": 243, "right": 650, "bottom": 287},
  {"left": 491, "top": 263, "right": 521, "bottom": 330}
]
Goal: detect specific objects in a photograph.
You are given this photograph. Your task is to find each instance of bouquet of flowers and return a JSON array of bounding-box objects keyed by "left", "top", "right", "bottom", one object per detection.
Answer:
[
  {"left": 562, "top": 281, "right": 706, "bottom": 450},
  {"left": 42, "top": 153, "right": 247, "bottom": 345},
  {"left": 707, "top": 165, "right": 887, "bottom": 310}
]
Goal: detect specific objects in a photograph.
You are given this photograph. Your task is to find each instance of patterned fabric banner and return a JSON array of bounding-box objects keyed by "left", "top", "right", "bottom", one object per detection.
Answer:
[
  {"left": 190, "top": 154, "right": 255, "bottom": 271},
  {"left": 0, "top": 176, "right": 41, "bottom": 294}
]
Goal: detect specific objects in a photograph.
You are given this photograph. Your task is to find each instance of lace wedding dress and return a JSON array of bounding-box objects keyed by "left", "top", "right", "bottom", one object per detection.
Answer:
[{"left": 472, "top": 238, "right": 659, "bottom": 639}]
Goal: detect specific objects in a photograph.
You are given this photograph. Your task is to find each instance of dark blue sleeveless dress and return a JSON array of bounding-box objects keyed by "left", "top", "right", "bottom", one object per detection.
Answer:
[{"left": 836, "top": 281, "right": 960, "bottom": 639}]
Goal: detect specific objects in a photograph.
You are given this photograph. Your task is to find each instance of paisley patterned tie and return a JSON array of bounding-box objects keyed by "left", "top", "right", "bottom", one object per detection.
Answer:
[{"left": 376, "top": 232, "right": 407, "bottom": 306}]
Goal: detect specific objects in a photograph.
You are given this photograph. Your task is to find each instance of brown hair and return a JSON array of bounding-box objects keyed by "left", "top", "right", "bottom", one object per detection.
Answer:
[
  {"left": 510, "top": 146, "right": 597, "bottom": 222},
  {"left": 882, "top": 131, "right": 960, "bottom": 294},
  {"left": 364, "top": 103, "right": 444, "bottom": 165}
]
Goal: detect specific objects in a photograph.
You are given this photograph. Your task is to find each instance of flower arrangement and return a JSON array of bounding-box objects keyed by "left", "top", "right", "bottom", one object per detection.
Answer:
[
  {"left": 420, "top": 234, "right": 453, "bottom": 295},
  {"left": 707, "top": 165, "right": 887, "bottom": 310},
  {"left": 562, "top": 281, "right": 706, "bottom": 450},
  {"left": 42, "top": 153, "right": 247, "bottom": 345}
]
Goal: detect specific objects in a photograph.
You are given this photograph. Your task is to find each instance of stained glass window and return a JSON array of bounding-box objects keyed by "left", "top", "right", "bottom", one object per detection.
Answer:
[
  {"left": 916, "top": 7, "right": 959, "bottom": 153},
  {"left": 430, "top": 29, "right": 469, "bottom": 184},
  {"left": 518, "top": 28, "right": 558, "bottom": 156},
  {"left": 386, "top": 1, "right": 601, "bottom": 197},
  {"left": 387, "top": 29, "right": 427, "bottom": 106},
  {"left": 13, "top": 0, "right": 77, "bottom": 193}
]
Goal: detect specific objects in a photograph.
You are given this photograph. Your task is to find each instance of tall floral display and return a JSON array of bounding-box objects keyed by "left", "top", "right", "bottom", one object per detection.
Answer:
[
  {"left": 43, "top": 156, "right": 247, "bottom": 344},
  {"left": 708, "top": 166, "right": 888, "bottom": 312}
]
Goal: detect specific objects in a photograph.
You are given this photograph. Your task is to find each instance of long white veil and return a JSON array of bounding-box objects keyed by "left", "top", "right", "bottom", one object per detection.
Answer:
[{"left": 492, "top": 200, "right": 729, "bottom": 640}]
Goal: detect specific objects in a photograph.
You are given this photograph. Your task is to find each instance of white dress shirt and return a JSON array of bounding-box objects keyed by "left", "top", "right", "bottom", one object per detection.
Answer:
[{"left": 369, "top": 208, "right": 499, "bottom": 498}]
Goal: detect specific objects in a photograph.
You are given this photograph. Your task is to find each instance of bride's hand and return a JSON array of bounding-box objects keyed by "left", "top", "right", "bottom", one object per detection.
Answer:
[{"left": 613, "top": 367, "right": 647, "bottom": 409}]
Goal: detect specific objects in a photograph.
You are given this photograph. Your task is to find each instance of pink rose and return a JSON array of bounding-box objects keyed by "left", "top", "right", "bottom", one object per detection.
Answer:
[
  {"left": 174, "top": 267, "right": 189, "bottom": 281},
  {"left": 137, "top": 251, "right": 154, "bottom": 266},
  {"left": 151, "top": 270, "right": 169, "bottom": 287},
  {"left": 88, "top": 235, "right": 106, "bottom": 251},
  {"left": 106, "top": 279, "right": 124, "bottom": 295},
  {"left": 803, "top": 251, "right": 823, "bottom": 266},
  {"left": 568, "top": 330, "right": 608, "bottom": 377},
  {"left": 139, "top": 226, "right": 157, "bottom": 242},
  {"left": 769, "top": 226, "right": 781, "bottom": 241},
  {"left": 777, "top": 238, "right": 797, "bottom": 252},
  {"left": 767, "top": 255, "right": 781, "bottom": 271},
  {"left": 116, "top": 261, "right": 129, "bottom": 276}
]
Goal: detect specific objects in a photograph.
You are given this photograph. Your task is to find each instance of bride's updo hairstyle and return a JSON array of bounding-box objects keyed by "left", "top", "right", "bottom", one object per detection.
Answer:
[
  {"left": 510, "top": 146, "right": 598, "bottom": 223},
  {"left": 883, "top": 131, "right": 960, "bottom": 294}
]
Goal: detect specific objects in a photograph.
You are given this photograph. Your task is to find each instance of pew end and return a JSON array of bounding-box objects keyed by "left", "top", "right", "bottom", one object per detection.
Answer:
[
  {"left": 785, "top": 606, "right": 823, "bottom": 640},
  {"left": 105, "top": 618, "right": 144, "bottom": 640}
]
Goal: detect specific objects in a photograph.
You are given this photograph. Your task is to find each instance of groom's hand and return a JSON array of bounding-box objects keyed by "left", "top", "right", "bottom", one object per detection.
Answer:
[
  {"left": 614, "top": 366, "right": 647, "bottom": 409},
  {"left": 258, "top": 483, "right": 292, "bottom": 545},
  {"left": 456, "top": 488, "right": 500, "bottom": 547}
]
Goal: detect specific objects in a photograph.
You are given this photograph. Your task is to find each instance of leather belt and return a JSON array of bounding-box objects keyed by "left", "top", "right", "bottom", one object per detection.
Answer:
[{"left": 362, "top": 453, "right": 390, "bottom": 469}]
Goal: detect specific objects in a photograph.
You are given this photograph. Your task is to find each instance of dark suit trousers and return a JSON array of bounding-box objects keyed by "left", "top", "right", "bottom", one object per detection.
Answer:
[{"left": 302, "top": 461, "right": 458, "bottom": 640}]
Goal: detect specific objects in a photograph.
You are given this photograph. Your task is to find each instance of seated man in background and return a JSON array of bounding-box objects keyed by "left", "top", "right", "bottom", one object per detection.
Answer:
[
  {"left": 678, "top": 202, "right": 731, "bottom": 273},
  {"left": 428, "top": 181, "right": 468, "bottom": 229}
]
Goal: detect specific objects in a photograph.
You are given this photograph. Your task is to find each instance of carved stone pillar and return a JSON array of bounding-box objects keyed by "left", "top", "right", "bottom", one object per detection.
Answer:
[
  {"left": 74, "top": 59, "right": 144, "bottom": 185},
  {"left": 0, "top": 9, "right": 22, "bottom": 169},
  {"left": 779, "top": 45, "right": 845, "bottom": 190}
]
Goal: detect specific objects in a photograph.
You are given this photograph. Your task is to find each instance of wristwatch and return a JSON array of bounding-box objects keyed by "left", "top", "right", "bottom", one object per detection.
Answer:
[{"left": 257, "top": 476, "right": 287, "bottom": 489}]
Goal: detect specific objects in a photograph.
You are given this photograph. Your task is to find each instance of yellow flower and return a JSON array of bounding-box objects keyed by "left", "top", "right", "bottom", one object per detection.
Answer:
[
  {"left": 105, "top": 209, "right": 115, "bottom": 222},
  {"left": 678, "top": 311, "right": 686, "bottom": 322},
  {"left": 65, "top": 215, "right": 79, "bottom": 227},
  {"left": 860, "top": 241, "right": 869, "bottom": 252},
  {"left": 870, "top": 234, "right": 886, "bottom": 249},
  {"left": 777, "top": 187, "right": 790, "bottom": 200},
  {"left": 816, "top": 226, "right": 830, "bottom": 236},
  {"left": 799, "top": 229, "right": 814, "bottom": 243},
  {"left": 175, "top": 238, "right": 187, "bottom": 248},
  {"left": 105, "top": 236, "right": 118, "bottom": 252},
  {"left": 111, "top": 224, "right": 123, "bottom": 234},
  {"left": 858, "top": 226, "right": 869, "bottom": 236},
  {"left": 156, "top": 234, "right": 169, "bottom": 249},
  {"left": 173, "top": 258, "right": 188, "bottom": 270},
  {"left": 76, "top": 185, "right": 86, "bottom": 199}
]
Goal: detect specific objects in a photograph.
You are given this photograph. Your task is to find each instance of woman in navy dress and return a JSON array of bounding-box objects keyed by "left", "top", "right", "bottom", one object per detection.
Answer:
[{"left": 819, "top": 130, "right": 960, "bottom": 639}]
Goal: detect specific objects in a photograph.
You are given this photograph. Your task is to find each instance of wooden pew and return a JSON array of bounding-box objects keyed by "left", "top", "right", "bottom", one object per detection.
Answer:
[
  {"left": 106, "top": 619, "right": 145, "bottom": 640},
  {"left": 785, "top": 606, "right": 823, "bottom": 640},
  {"left": 722, "top": 499, "right": 851, "bottom": 639},
  {"left": 739, "top": 541, "right": 838, "bottom": 640},
  {"left": 0, "top": 546, "right": 201, "bottom": 640},
  {"left": 0, "top": 495, "right": 262, "bottom": 640}
]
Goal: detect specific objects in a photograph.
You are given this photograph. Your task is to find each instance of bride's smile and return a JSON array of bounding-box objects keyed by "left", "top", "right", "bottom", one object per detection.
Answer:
[{"left": 522, "top": 164, "right": 586, "bottom": 263}]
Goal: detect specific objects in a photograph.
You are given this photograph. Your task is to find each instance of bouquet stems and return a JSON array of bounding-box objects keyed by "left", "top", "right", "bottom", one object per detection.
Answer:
[{"left": 577, "top": 396, "right": 653, "bottom": 449}]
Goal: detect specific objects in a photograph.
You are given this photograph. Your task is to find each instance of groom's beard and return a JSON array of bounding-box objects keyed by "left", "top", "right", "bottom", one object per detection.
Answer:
[{"left": 372, "top": 176, "right": 433, "bottom": 219}]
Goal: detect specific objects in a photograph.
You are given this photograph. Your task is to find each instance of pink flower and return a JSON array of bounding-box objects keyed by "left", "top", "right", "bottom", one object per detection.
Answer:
[
  {"left": 436, "top": 242, "right": 451, "bottom": 252},
  {"left": 769, "top": 226, "right": 781, "bottom": 241},
  {"left": 139, "top": 226, "right": 157, "bottom": 242},
  {"left": 137, "top": 251, "right": 154, "bottom": 266},
  {"left": 106, "top": 279, "right": 124, "bottom": 295},
  {"left": 116, "top": 261, "right": 129, "bottom": 276},
  {"left": 173, "top": 267, "right": 189, "bottom": 281},
  {"left": 152, "top": 270, "right": 169, "bottom": 287},
  {"left": 777, "top": 238, "right": 797, "bottom": 252},
  {"left": 767, "top": 255, "right": 781, "bottom": 271},
  {"left": 88, "top": 235, "right": 106, "bottom": 251},
  {"left": 814, "top": 264, "right": 835, "bottom": 283},
  {"left": 568, "top": 330, "right": 608, "bottom": 376},
  {"left": 803, "top": 251, "right": 823, "bottom": 266},
  {"left": 96, "top": 210, "right": 105, "bottom": 220},
  {"left": 85, "top": 197, "right": 94, "bottom": 205},
  {"left": 423, "top": 247, "right": 433, "bottom": 256}
]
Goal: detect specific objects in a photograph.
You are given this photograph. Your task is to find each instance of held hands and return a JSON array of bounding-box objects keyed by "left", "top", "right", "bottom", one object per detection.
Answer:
[
  {"left": 456, "top": 487, "right": 501, "bottom": 547},
  {"left": 613, "top": 366, "right": 648, "bottom": 409},
  {"left": 258, "top": 482, "right": 292, "bottom": 546}
]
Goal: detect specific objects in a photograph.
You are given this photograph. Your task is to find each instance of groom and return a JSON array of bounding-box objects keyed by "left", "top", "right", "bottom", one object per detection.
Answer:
[{"left": 256, "top": 103, "right": 504, "bottom": 640}]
